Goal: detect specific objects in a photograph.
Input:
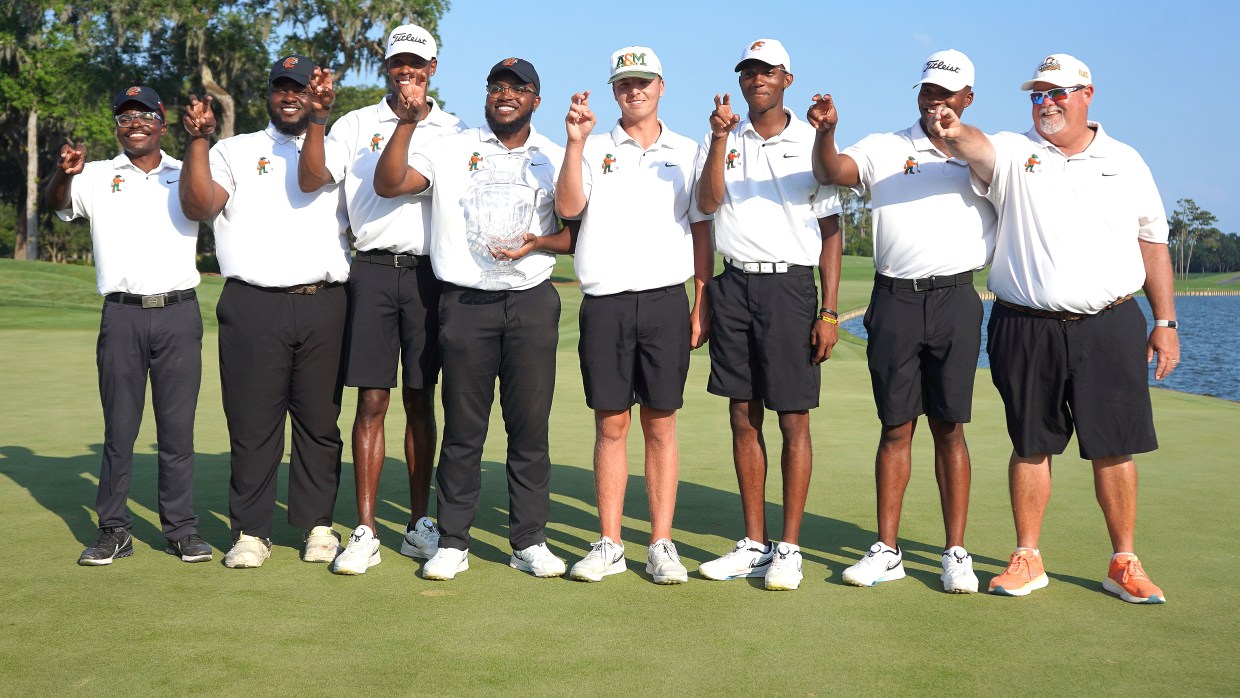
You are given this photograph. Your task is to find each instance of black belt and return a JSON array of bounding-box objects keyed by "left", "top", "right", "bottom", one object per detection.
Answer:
[
  {"left": 356, "top": 250, "right": 427, "bottom": 269},
  {"left": 231, "top": 279, "right": 342, "bottom": 295},
  {"left": 875, "top": 270, "right": 974, "bottom": 292},
  {"left": 996, "top": 294, "right": 1132, "bottom": 321},
  {"left": 104, "top": 289, "right": 196, "bottom": 308}
]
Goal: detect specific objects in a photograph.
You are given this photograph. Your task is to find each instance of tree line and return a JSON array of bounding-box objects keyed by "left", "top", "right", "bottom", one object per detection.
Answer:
[{"left": 0, "top": 0, "right": 446, "bottom": 263}]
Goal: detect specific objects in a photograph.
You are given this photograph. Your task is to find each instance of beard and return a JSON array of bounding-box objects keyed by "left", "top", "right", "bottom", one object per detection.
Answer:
[
  {"left": 1036, "top": 108, "right": 1065, "bottom": 136},
  {"left": 485, "top": 108, "right": 533, "bottom": 135},
  {"left": 268, "top": 102, "right": 309, "bottom": 136}
]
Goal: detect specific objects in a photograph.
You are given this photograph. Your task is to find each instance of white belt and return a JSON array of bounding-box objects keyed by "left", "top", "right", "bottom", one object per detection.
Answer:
[{"left": 727, "top": 258, "right": 790, "bottom": 274}]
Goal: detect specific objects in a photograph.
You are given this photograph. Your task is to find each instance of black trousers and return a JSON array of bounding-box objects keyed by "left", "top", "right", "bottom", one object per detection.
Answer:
[
  {"left": 217, "top": 280, "right": 346, "bottom": 539},
  {"left": 95, "top": 296, "right": 202, "bottom": 539},
  {"left": 435, "top": 281, "right": 559, "bottom": 550}
]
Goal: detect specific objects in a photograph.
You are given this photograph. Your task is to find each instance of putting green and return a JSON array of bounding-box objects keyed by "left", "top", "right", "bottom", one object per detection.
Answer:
[{"left": 0, "top": 260, "right": 1236, "bottom": 694}]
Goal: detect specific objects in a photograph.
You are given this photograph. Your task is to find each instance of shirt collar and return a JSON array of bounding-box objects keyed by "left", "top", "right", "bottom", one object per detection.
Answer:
[
  {"left": 378, "top": 96, "right": 441, "bottom": 123},
  {"left": 477, "top": 123, "right": 543, "bottom": 153},
  {"left": 109, "top": 149, "right": 177, "bottom": 173},
  {"left": 738, "top": 107, "right": 805, "bottom": 144},
  {"left": 264, "top": 122, "right": 304, "bottom": 146},
  {"left": 608, "top": 119, "right": 672, "bottom": 150}
]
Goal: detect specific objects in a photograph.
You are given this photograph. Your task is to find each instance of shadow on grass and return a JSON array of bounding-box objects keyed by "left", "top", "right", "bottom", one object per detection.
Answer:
[{"left": 0, "top": 443, "right": 1099, "bottom": 593}]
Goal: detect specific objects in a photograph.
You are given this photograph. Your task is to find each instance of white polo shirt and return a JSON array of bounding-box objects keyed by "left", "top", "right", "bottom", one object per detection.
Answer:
[
  {"left": 323, "top": 97, "right": 465, "bottom": 254},
  {"left": 409, "top": 126, "right": 563, "bottom": 291},
  {"left": 695, "top": 108, "right": 840, "bottom": 266},
  {"left": 58, "top": 150, "right": 200, "bottom": 295},
  {"left": 209, "top": 123, "right": 351, "bottom": 287},
  {"left": 978, "top": 122, "right": 1167, "bottom": 314},
  {"left": 572, "top": 121, "right": 710, "bottom": 296},
  {"left": 843, "top": 121, "right": 996, "bottom": 279}
]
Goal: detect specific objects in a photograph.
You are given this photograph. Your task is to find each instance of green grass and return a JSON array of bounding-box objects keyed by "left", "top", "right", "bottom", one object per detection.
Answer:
[{"left": 1, "top": 260, "right": 1238, "bottom": 695}]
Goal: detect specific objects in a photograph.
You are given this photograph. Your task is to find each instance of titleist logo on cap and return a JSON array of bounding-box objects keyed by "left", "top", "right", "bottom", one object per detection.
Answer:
[
  {"left": 390, "top": 32, "right": 426, "bottom": 44},
  {"left": 925, "top": 59, "right": 961, "bottom": 74}
]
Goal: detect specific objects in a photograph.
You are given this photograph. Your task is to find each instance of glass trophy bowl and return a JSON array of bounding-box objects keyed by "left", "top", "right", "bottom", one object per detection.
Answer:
[{"left": 462, "top": 153, "right": 547, "bottom": 290}]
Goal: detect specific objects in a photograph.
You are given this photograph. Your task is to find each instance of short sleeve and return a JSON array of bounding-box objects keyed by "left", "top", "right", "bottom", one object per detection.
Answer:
[{"left": 208, "top": 141, "right": 236, "bottom": 198}]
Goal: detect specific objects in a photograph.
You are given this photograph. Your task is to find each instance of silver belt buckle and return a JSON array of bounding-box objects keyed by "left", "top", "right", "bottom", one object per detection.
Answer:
[
  {"left": 912, "top": 278, "right": 922, "bottom": 292},
  {"left": 141, "top": 293, "right": 167, "bottom": 308}
]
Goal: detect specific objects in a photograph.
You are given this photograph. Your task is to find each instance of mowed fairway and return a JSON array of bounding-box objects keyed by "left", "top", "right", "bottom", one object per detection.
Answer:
[{"left": 1, "top": 259, "right": 1237, "bottom": 695}]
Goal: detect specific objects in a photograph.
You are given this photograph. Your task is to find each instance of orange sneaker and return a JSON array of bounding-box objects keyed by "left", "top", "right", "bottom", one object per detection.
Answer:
[
  {"left": 1103, "top": 554, "right": 1166, "bottom": 604},
  {"left": 988, "top": 548, "right": 1049, "bottom": 596}
]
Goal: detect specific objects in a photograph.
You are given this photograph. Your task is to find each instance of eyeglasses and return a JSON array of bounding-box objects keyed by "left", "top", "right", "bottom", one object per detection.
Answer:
[
  {"left": 115, "top": 111, "right": 163, "bottom": 127},
  {"left": 739, "top": 67, "right": 786, "bottom": 81},
  {"left": 486, "top": 83, "right": 536, "bottom": 96},
  {"left": 1028, "top": 85, "right": 1087, "bottom": 105}
]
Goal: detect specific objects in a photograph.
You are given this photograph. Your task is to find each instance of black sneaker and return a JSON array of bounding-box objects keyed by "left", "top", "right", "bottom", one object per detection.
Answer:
[
  {"left": 78, "top": 527, "right": 134, "bottom": 566},
  {"left": 165, "top": 533, "right": 213, "bottom": 563}
]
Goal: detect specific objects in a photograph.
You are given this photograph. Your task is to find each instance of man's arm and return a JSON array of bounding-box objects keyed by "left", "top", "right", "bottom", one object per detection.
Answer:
[
  {"left": 555, "top": 91, "right": 593, "bottom": 219},
  {"left": 811, "top": 213, "right": 842, "bottom": 364},
  {"left": 374, "top": 74, "right": 431, "bottom": 197},
  {"left": 696, "top": 93, "right": 739, "bottom": 215},
  {"left": 179, "top": 94, "right": 230, "bottom": 221},
  {"left": 807, "top": 94, "right": 860, "bottom": 187},
  {"left": 925, "top": 106, "right": 996, "bottom": 186},
  {"left": 689, "top": 220, "right": 714, "bottom": 349},
  {"left": 44, "top": 142, "right": 85, "bottom": 211},
  {"left": 298, "top": 66, "right": 336, "bottom": 193},
  {"left": 1140, "top": 239, "right": 1180, "bottom": 381},
  {"left": 498, "top": 219, "right": 580, "bottom": 259}
]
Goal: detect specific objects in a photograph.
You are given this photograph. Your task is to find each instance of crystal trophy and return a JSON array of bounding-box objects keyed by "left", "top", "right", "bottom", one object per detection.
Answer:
[{"left": 461, "top": 152, "right": 547, "bottom": 290}]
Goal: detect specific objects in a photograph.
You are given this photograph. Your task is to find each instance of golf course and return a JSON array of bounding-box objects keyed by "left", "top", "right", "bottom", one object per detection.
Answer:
[{"left": 1, "top": 257, "right": 1236, "bottom": 695}]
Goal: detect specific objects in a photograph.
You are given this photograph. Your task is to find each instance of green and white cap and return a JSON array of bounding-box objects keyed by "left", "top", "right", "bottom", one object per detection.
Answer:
[{"left": 609, "top": 46, "right": 662, "bottom": 84}]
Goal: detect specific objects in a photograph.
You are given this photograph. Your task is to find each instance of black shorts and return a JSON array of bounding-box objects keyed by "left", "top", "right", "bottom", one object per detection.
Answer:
[
  {"left": 579, "top": 285, "right": 690, "bottom": 411},
  {"left": 342, "top": 255, "right": 444, "bottom": 389},
  {"left": 706, "top": 265, "right": 820, "bottom": 412},
  {"left": 864, "top": 280, "right": 982, "bottom": 425},
  {"left": 987, "top": 299, "right": 1157, "bottom": 460}
]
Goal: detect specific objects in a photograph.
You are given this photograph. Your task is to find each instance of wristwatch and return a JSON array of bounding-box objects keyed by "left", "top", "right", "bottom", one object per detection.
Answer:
[{"left": 1154, "top": 319, "right": 1178, "bottom": 329}]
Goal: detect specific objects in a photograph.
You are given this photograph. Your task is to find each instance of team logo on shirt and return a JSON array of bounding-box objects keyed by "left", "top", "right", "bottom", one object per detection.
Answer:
[
  {"left": 468, "top": 152, "right": 483, "bottom": 170},
  {"left": 601, "top": 153, "right": 616, "bottom": 174},
  {"left": 370, "top": 133, "right": 384, "bottom": 152},
  {"left": 110, "top": 174, "right": 125, "bottom": 193},
  {"left": 726, "top": 149, "right": 740, "bottom": 170},
  {"left": 1025, "top": 154, "right": 1040, "bottom": 173},
  {"left": 903, "top": 156, "right": 920, "bottom": 175},
  {"left": 257, "top": 156, "right": 271, "bottom": 175}
]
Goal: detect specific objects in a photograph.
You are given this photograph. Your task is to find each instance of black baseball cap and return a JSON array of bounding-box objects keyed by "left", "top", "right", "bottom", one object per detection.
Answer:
[
  {"left": 269, "top": 55, "right": 316, "bottom": 86},
  {"left": 486, "top": 57, "right": 540, "bottom": 94},
  {"left": 112, "top": 85, "right": 164, "bottom": 116}
]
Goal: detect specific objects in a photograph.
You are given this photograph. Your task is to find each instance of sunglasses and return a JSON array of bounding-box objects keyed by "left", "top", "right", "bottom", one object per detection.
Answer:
[
  {"left": 1029, "top": 85, "right": 1087, "bottom": 105},
  {"left": 115, "top": 111, "right": 163, "bottom": 127}
]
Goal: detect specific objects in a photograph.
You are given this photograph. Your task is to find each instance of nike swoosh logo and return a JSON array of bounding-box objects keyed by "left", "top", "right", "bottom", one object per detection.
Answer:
[
  {"left": 530, "top": 162, "right": 548, "bottom": 166},
  {"left": 164, "top": 179, "right": 179, "bottom": 184},
  {"left": 610, "top": 553, "right": 624, "bottom": 564},
  {"left": 663, "top": 162, "right": 677, "bottom": 167},
  {"left": 886, "top": 560, "right": 900, "bottom": 571},
  {"left": 1101, "top": 173, "right": 1118, "bottom": 176},
  {"left": 782, "top": 154, "right": 800, "bottom": 158}
]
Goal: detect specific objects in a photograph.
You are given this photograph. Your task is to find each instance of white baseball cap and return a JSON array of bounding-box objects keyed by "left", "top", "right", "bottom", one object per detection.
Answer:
[
  {"left": 386, "top": 24, "right": 437, "bottom": 60},
  {"left": 1020, "top": 53, "right": 1092, "bottom": 90},
  {"left": 734, "top": 38, "right": 791, "bottom": 73},
  {"left": 608, "top": 46, "right": 662, "bottom": 84},
  {"left": 914, "top": 49, "right": 975, "bottom": 92}
]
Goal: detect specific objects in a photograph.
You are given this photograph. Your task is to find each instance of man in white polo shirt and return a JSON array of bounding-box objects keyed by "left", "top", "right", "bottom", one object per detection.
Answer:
[
  {"left": 47, "top": 85, "right": 210, "bottom": 566},
  {"left": 180, "top": 55, "right": 352, "bottom": 569},
  {"left": 929, "top": 53, "right": 1179, "bottom": 603},
  {"left": 374, "top": 57, "right": 567, "bottom": 581},
  {"left": 695, "top": 39, "right": 843, "bottom": 591},
  {"left": 297, "top": 24, "right": 466, "bottom": 575},
  {"left": 551, "top": 46, "right": 713, "bottom": 585},
  {"left": 808, "top": 50, "right": 996, "bottom": 593}
]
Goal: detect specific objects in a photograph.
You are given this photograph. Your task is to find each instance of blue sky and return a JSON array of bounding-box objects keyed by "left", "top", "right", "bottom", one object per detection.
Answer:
[{"left": 353, "top": 1, "right": 1237, "bottom": 233}]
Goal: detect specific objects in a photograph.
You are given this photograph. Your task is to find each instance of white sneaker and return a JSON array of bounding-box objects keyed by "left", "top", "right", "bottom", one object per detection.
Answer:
[
  {"left": 400, "top": 516, "right": 439, "bottom": 559},
  {"left": 569, "top": 537, "right": 627, "bottom": 582},
  {"left": 842, "top": 541, "right": 906, "bottom": 586},
  {"left": 765, "top": 542, "right": 803, "bottom": 591},
  {"left": 699, "top": 537, "right": 773, "bottom": 581},
  {"left": 510, "top": 542, "right": 567, "bottom": 578},
  {"left": 422, "top": 547, "right": 469, "bottom": 580},
  {"left": 223, "top": 533, "right": 272, "bottom": 569},
  {"left": 332, "top": 525, "right": 381, "bottom": 575},
  {"left": 941, "top": 545, "right": 980, "bottom": 593},
  {"left": 647, "top": 539, "right": 688, "bottom": 585},
  {"left": 303, "top": 525, "right": 341, "bottom": 563}
]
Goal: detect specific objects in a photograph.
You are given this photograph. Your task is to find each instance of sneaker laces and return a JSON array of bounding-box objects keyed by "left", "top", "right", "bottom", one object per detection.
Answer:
[
  {"left": 1004, "top": 552, "right": 1032, "bottom": 576},
  {"left": 1120, "top": 557, "right": 1148, "bottom": 582},
  {"left": 651, "top": 540, "right": 678, "bottom": 564}
]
